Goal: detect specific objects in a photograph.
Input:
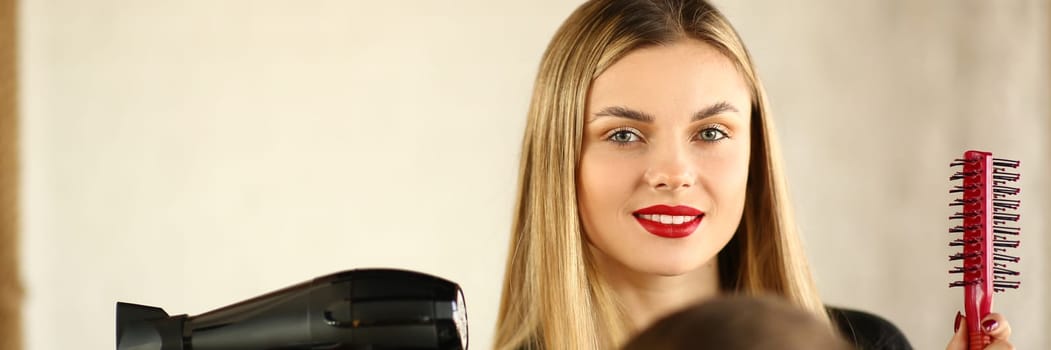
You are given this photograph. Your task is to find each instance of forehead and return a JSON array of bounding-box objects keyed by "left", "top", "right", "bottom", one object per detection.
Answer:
[{"left": 589, "top": 40, "right": 751, "bottom": 114}]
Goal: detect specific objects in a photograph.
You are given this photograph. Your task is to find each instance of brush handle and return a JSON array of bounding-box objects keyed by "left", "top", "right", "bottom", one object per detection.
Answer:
[{"left": 964, "top": 286, "right": 991, "bottom": 348}]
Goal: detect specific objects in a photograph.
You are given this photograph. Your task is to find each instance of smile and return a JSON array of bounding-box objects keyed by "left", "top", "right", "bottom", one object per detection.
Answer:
[
  {"left": 635, "top": 214, "right": 701, "bottom": 225},
  {"left": 632, "top": 205, "right": 705, "bottom": 239}
]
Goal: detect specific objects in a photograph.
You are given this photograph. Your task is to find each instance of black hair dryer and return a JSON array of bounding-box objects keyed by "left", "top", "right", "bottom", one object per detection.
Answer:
[{"left": 116, "top": 269, "right": 468, "bottom": 350}]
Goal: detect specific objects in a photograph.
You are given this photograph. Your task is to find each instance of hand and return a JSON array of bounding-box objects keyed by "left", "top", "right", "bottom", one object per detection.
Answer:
[{"left": 945, "top": 312, "right": 1014, "bottom": 350}]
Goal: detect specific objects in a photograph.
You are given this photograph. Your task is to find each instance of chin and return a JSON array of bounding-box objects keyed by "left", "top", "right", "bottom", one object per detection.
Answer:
[{"left": 630, "top": 255, "right": 708, "bottom": 277}]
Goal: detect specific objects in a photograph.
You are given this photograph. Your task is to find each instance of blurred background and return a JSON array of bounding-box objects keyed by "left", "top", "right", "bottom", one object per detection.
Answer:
[{"left": 0, "top": 0, "right": 1047, "bottom": 349}]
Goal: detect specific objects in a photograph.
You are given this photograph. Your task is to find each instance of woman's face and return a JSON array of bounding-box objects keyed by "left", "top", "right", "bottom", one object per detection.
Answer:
[{"left": 578, "top": 40, "right": 752, "bottom": 276}]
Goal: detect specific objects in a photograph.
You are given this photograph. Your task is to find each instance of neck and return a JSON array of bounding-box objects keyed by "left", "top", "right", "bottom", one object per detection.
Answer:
[{"left": 592, "top": 249, "right": 722, "bottom": 332}]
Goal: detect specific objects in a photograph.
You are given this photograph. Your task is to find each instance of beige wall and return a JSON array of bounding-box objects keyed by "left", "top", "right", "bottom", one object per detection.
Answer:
[
  {"left": 19, "top": 1, "right": 1048, "bottom": 349},
  {"left": 1, "top": 0, "right": 20, "bottom": 348},
  {"left": 716, "top": 1, "right": 1049, "bottom": 349}
]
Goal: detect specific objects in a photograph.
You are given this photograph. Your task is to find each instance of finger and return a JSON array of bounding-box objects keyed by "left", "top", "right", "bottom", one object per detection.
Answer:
[
  {"left": 982, "top": 313, "right": 1012, "bottom": 341},
  {"left": 945, "top": 312, "right": 967, "bottom": 350},
  {"left": 983, "top": 339, "right": 1015, "bottom": 350}
]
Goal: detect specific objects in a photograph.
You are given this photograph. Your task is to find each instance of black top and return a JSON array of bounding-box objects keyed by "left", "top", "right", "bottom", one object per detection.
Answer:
[{"left": 828, "top": 307, "right": 913, "bottom": 350}]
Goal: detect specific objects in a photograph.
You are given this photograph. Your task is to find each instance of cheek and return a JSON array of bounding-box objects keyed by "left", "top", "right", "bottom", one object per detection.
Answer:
[
  {"left": 701, "top": 142, "right": 751, "bottom": 213},
  {"left": 577, "top": 150, "right": 641, "bottom": 235}
]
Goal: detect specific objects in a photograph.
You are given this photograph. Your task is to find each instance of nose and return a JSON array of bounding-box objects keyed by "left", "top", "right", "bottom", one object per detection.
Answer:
[{"left": 643, "top": 143, "right": 696, "bottom": 191}]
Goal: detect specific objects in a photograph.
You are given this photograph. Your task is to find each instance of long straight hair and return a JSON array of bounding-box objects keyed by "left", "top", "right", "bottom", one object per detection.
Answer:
[{"left": 495, "top": 1, "right": 828, "bottom": 349}]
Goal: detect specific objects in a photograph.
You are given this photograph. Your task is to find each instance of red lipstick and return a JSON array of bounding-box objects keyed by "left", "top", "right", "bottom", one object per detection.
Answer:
[{"left": 632, "top": 205, "right": 704, "bottom": 238}]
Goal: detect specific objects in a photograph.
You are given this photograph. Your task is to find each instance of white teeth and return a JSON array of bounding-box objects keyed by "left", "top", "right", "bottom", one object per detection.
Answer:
[{"left": 638, "top": 214, "right": 696, "bottom": 225}]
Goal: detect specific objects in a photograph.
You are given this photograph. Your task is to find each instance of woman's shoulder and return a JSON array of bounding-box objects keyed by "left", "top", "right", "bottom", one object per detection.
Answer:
[{"left": 826, "top": 306, "right": 913, "bottom": 350}]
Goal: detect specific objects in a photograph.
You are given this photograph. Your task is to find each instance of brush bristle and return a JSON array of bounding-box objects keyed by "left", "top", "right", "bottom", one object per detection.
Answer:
[{"left": 948, "top": 153, "right": 1021, "bottom": 293}]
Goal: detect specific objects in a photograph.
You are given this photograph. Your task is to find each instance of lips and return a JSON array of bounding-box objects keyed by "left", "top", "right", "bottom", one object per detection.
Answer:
[{"left": 632, "top": 205, "right": 705, "bottom": 238}]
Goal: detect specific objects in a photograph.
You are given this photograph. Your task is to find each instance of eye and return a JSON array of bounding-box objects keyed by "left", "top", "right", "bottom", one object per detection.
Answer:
[
  {"left": 607, "top": 128, "right": 642, "bottom": 144},
  {"left": 697, "top": 126, "right": 729, "bottom": 142}
]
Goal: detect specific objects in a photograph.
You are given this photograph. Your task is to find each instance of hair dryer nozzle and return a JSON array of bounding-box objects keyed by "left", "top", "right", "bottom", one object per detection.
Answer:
[{"left": 116, "top": 302, "right": 186, "bottom": 350}]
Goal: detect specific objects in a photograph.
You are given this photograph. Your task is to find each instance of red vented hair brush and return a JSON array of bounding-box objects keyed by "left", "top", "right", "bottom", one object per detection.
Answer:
[{"left": 948, "top": 150, "right": 1021, "bottom": 349}]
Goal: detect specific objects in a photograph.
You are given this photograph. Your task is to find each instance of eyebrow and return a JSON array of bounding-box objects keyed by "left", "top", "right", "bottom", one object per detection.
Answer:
[{"left": 590, "top": 101, "right": 739, "bottom": 123}]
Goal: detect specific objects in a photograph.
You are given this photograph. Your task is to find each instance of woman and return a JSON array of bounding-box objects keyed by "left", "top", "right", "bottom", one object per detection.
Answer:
[{"left": 493, "top": 0, "right": 1013, "bottom": 349}]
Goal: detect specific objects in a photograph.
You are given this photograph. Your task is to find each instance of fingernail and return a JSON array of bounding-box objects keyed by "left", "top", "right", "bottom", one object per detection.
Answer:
[
  {"left": 954, "top": 311, "right": 963, "bottom": 332},
  {"left": 982, "top": 319, "right": 998, "bottom": 332}
]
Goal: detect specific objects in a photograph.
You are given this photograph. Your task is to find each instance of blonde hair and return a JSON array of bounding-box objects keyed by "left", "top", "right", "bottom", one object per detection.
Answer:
[{"left": 495, "top": 0, "right": 828, "bottom": 349}]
